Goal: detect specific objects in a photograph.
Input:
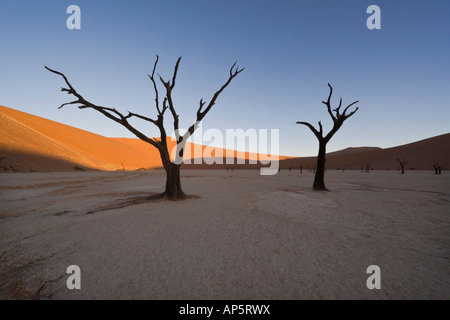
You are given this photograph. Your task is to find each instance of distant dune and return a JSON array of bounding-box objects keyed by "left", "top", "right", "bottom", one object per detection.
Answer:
[
  {"left": 280, "top": 133, "right": 450, "bottom": 171},
  {"left": 0, "top": 105, "right": 448, "bottom": 172}
]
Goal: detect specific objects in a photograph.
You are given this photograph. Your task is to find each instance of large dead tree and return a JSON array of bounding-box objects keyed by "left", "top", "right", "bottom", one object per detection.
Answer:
[
  {"left": 297, "top": 84, "right": 359, "bottom": 191},
  {"left": 46, "top": 56, "right": 244, "bottom": 200}
]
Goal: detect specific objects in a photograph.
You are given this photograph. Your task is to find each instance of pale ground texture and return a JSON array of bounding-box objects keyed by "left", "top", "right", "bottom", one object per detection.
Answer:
[{"left": 0, "top": 170, "right": 449, "bottom": 299}]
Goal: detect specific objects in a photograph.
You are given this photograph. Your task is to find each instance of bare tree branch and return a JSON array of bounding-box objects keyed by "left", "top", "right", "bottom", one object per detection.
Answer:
[
  {"left": 196, "top": 62, "right": 244, "bottom": 121},
  {"left": 342, "top": 101, "right": 359, "bottom": 118},
  {"left": 322, "top": 83, "right": 336, "bottom": 121},
  {"left": 148, "top": 55, "right": 161, "bottom": 114},
  {"left": 183, "top": 62, "right": 244, "bottom": 142},
  {"left": 59, "top": 100, "right": 81, "bottom": 109},
  {"left": 124, "top": 112, "right": 158, "bottom": 124},
  {"left": 158, "top": 57, "right": 182, "bottom": 141},
  {"left": 296, "top": 121, "right": 321, "bottom": 140},
  {"left": 45, "top": 65, "right": 161, "bottom": 151}
]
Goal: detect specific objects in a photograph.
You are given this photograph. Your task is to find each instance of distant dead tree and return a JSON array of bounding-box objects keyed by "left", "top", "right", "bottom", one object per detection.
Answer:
[
  {"left": 365, "top": 163, "right": 372, "bottom": 172},
  {"left": 396, "top": 157, "right": 408, "bottom": 174},
  {"left": 433, "top": 162, "right": 447, "bottom": 175},
  {"left": 296, "top": 84, "right": 359, "bottom": 190},
  {"left": 46, "top": 56, "right": 244, "bottom": 200},
  {"left": 299, "top": 163, "right": 303, "bottom": 174}
]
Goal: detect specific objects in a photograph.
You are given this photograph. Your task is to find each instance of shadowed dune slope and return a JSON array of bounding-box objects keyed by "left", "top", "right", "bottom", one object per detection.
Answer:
[{"left": 280, "top": 133, "right": 450, "bottom": 171}]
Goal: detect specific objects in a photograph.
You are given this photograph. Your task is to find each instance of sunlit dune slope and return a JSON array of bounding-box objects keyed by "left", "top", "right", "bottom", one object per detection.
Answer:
[
  {"left": 0, "top": 105, "right": 287, "bottom": 172},
  {"left": 0, "top": 105, "right": 162, "bottom": 171}
]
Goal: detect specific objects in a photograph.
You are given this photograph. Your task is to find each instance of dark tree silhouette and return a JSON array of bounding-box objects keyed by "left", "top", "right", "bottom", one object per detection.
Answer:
[
  {"left": 296, "top": 84, "right": 359, "bottom": 191},
  {"left": 46, "top": 56, "right": 243, "bottom": 200},
  {"left": 433, "top": 162, "right": 447, "bottom": 175},
  {"left": 396, "top": 157, "right": 408, "bottom": 174}
]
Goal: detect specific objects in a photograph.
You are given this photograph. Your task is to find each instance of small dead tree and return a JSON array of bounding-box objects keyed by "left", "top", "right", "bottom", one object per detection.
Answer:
[
  {"left": 433, "top": 162, "right": 447, "bottom": 175},
  {"left": 296, "top": 84, "right": 359, "bottom": 191},
  {"left": 46, "top": 56, "right": 243, "bottom": 200},
  {"left": 396, "top": 157, "right": 408, "bottom": 174}
]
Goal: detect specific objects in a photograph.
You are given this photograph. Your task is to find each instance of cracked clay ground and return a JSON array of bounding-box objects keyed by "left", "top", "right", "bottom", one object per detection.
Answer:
[{"left": 0, "top": 170, "right": 449, "bottom": 299}]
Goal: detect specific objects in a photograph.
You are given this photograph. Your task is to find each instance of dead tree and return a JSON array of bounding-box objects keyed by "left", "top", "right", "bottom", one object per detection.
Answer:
[
  {"left": 433, "top": 162, "right": 447, "bottom": 175},
  {"left": 396, "top": 157, "right": 408, "bottom": 174},
  {"left": 46, "top": 56, "right": 243, "bottom": 200},
  {"left": 296, "top": 84, "right": 359, "bottom": 191}
]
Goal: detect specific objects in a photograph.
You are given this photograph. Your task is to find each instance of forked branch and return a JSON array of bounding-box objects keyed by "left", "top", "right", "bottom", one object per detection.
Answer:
[
  {"left": 45, "top": 65, "right": 161, "bottom": 149},
  {"left": 297, "top": 83, "right": 359, "bottom": 142}
]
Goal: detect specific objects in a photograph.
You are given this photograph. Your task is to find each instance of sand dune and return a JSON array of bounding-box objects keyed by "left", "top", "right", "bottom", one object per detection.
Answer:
[
  {"left": 0, "top": 105, "right": 287, "bottom": 172},
  {"left": 280, "top": 133, "right": 450, "bottom": 171},
  {"left": 0, "top": 105, "right": 163, "bottom": 171},
  {"left": 0, "top": 105, "right": 448, "bottom": 172}
]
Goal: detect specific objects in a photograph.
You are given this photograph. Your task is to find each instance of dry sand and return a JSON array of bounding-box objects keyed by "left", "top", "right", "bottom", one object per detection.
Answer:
[{"left": 0, "top": 170, "right": 449, "bottom": 299}]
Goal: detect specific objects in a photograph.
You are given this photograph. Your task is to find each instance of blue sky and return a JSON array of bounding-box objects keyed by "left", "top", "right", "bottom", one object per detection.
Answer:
[{"left": 0, "top": 0, "right": 449, "bottom": 156}]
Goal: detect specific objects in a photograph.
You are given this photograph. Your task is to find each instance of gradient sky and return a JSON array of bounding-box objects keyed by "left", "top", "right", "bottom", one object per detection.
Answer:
[{"left": 0, "top": 0, "right": 449, "bottom": 156}]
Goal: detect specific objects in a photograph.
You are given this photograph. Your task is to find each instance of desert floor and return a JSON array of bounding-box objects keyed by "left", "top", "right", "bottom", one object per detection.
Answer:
[{"left": 0, "top": 169, "right": 449, "bottom": 299}]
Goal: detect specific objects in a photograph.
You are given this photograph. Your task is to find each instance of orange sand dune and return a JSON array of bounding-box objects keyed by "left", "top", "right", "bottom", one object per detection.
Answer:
[
  {"left": 0, "top": 105, "right": 287, "bottom": 172},
  {"left": 0, "top": 105, "right": 164, "bottom": 171}
]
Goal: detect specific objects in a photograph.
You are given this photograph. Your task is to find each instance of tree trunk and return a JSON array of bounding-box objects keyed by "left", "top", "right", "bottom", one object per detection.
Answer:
[
  {"left": 313, "top": 140, "right": 328, "bottom": 191},
  {"left": 163, "top": 163, "right": 186, "bottom": 200}
]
